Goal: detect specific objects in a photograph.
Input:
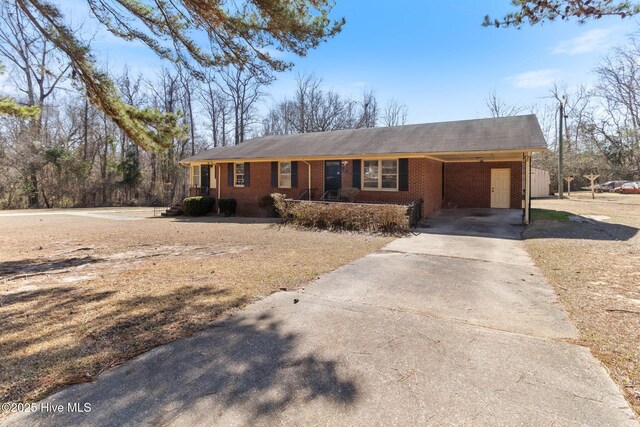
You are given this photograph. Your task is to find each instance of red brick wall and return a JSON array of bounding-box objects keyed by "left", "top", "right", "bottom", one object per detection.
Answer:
[
  {"left": 213, "top": 158, "right": 443, "bottom": 218},
  {"left": 192, "top": 159, "right": 522, "bottom": 216},
  {"left": 339, "top": 158, "right": 443, "bottom": 216},
  {"left": 216, "top": 161, "right": 324, "bottom": 216},
  {"left": 443, "top": 161, "right": 523, "bottom": 209}
]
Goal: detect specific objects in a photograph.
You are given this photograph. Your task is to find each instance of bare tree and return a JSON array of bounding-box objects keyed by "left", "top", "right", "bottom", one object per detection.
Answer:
[
  {"left": 217, "top": 65, "right": 271, "bottom": 144},
  {"left": 199, "top": 71, "right": 231, "bottom": 148},
  {"left": 382, "top": 99, "right": 408, "bottom": 126},
  {"left": 262, "top": 75, "right": 388, "bottom": 136},
  {"left": 0, "top": 1, "right": 70, "bottom": 207},
  {"left": 357, "top": 89, "right": 378, "bottom": 128},
  {"left": 116, "top": 66, "right": 142, "bottom": 158},
  {"left": 485, "top": 90, "right": 525, "bottom": 118},
  {"left": 549, "top": 83, "right": 594, "bottom": 153},
  {"left": 594, "top": 37, "right": 640, "bottom": 149},
  {"left": 178, "top": 68, "right": 196, "bottom": 156}
]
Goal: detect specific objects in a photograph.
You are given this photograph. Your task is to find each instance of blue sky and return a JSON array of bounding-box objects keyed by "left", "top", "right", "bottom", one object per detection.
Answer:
[{"left": 80, "top": 0, "right": 639, "bottom": 123}]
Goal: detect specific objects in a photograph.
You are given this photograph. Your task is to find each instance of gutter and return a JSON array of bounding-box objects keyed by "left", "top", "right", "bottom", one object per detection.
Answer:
[{"left": 177, "top": 148, "right": 548, "bottom": 165}]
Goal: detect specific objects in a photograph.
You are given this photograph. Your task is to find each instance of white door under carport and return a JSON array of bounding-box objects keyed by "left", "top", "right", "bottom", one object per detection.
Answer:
[{"left": 490, "top": 168, "right": 511, "bottom": 208}]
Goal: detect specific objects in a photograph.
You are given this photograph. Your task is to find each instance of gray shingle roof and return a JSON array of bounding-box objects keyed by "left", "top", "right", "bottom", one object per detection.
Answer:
[{"left": 182, "top": 114, "right": 546, "bottom": 162}]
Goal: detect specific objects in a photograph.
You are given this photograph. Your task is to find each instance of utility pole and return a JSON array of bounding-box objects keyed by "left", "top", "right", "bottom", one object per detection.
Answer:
[{"left": 558, "top": 95, "right": 567, "bottom": 199}]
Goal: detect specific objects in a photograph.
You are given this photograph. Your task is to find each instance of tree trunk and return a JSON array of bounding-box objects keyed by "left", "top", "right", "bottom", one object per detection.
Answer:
[
  {"left": 187, "top": 88, "right": 195, "bottom": 155},
  {"left": 150, "top": 152, "right": 157, "bottom": 200},
  {"left": 83, "top": 97, "right": 89, "bottom": 160},
  {"left": 28, "top": 167, "right": 39, "bottom": 208},
  {"left": 41, "top": 188, "right": 50, "bottom": 208}
]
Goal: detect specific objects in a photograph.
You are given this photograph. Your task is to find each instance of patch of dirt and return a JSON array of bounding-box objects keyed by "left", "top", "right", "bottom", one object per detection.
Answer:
[
  {"left": 525, "top": 192, "right": 640, "bottom": 415},
  {"left": 0, "top": 209, "right": 392, "bottom": 409}
]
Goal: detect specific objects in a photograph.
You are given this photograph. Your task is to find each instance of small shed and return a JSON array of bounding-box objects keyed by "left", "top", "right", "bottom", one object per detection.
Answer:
[{"left": 531, "top": 167, "right": 550, "bottom": 197}]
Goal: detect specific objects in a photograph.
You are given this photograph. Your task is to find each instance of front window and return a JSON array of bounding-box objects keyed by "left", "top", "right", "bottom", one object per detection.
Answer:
[
  {"left": 234, "top": 163, "right": 245, "bottom": 187},
  {"left": 381, "top": 160, "right": 398, "bottom": 189},
  {"left": 279, "top": 162, "right": 292, "bottom": 188},
  {"left": 192, "top": 165, "right": 200, "bottom": 187},
  {"left": 363, "top": 160, "right": 379, "bottom": 189},
  {"left": 362, "top": 159, "right": 398, "bottom": 191}
]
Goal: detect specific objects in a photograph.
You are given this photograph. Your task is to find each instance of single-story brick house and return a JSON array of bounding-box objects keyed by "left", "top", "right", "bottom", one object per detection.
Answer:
[{"left": 180, "top": 115, "right": 546, "bottom": 223}]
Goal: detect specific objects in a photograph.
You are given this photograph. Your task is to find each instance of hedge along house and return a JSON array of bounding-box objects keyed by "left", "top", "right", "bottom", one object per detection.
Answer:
[{"left": 180, "top": 115, "right": 547, "bottom": 224}]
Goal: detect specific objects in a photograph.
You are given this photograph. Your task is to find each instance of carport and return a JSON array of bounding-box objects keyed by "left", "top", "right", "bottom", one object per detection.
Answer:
[{"left": 422, "top": 150, "right": 533, "bottom": 224}]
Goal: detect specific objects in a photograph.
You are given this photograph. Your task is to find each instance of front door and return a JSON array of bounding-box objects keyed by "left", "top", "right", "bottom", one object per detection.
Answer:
[
  {"left": 490, "top": 168, "right": 510, "bottom": 208},
  {"left": 201, "top": 165, "right": 210, "bottom": 195},
  {"left": 324, "top": 160, "right": 342, "bottom": 195}
]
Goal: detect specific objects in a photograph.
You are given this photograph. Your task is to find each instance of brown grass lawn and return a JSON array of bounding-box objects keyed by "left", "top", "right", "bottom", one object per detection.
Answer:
[
  {"left": 0, "top": 209, "right": 392, "bottom": 407},
  {"left": 525, "top": 192, "right": 640, "bottom": 415}
]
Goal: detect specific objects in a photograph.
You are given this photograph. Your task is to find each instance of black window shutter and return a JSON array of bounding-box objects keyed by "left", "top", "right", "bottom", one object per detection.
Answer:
[
  {"left": 244, "top": 162, "right": 250, "bottom": 187},
  {"left": 352, "top": 159, "right": 361, "bottom": 189},
  {"left": 201, "top": 165, "right": 210, "bottom": 189},
  {"left": 227, "top": 163, "right": 234, "bottom": 186},
  {"left": 291, "top": 161, "right": 298, "bottom": 188},
  {"left": 399, "top": 158, "right": 409, "bottom": 191},
  {"left": 271, "top": 162, "right": 278, "bottom": 187}
]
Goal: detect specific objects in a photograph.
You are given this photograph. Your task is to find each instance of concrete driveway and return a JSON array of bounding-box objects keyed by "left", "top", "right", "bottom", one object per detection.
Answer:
[{"left": 4, "top": 209, "right": 638, "bottom": 426}]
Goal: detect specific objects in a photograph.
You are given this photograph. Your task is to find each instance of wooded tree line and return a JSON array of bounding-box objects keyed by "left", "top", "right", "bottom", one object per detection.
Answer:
[
  {"left": 0, "top": 0, "right": 407, "bottom": 209},
  {"left": 3, "top": 0, "right": 639, "bottom": 208},
  {"left": 262, "top": 74, "right": 408, "bottom": 135}
]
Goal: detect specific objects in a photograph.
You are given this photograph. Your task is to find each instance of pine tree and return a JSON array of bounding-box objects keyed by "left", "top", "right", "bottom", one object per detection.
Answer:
[
  {"left": 484, "top": 0, "right": 640, "bottom": 27},
  {"left": 0, "top": 61, "right": 39, "bottom": 118},
  {"left": 13, "top": 0, "right": 344, "bottom": 151}
]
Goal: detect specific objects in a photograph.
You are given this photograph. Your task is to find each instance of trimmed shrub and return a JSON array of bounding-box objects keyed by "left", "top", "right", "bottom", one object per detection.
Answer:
[
  {"left": 277, "top": 199, "right": 410, "bottom": 234},
  {"left": 258, "top": 194, "right": 278, "bottom": 217},
  {"left": 183, "top": 196, "right": 215, "bottom": 216},
  {"left": 218, "top": 198, "right": 237, "bottom": 217}
]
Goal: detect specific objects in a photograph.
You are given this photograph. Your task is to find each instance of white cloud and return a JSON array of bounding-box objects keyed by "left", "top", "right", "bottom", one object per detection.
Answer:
[
  {"left": 552, "top": 28, "right": 614, "bottom": 55},
  {"left": 507, "top": 69, "right": 560, "bottom": 89}
]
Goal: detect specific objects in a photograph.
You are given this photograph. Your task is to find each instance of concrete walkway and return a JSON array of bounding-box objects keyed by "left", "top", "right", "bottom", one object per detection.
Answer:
[{"left": 4, "top": 209, "right": 638, "bottom": 426}]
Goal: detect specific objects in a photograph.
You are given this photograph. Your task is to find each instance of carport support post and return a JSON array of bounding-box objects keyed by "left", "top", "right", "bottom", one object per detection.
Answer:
[{"left": 524, "top": 154, "right": 531, "bottom": 225}]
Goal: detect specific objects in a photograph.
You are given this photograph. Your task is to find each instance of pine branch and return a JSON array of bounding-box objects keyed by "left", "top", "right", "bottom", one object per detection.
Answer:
[
  {"left": 484, "top": 0, "right": 640, "bottom": 28},
  {"left": 0, "top": 97, "right": 40, "bottom": 118}
]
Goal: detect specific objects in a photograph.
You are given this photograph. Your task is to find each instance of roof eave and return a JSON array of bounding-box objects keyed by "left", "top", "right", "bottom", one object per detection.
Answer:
[{"left": 178, "top": 147, "right": 547, "bottom": 164}]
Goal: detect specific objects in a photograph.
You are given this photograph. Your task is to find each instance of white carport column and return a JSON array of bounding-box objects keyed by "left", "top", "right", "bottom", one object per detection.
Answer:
[{"left": 524, "top": 153, "right": 531, "bottom": 224}]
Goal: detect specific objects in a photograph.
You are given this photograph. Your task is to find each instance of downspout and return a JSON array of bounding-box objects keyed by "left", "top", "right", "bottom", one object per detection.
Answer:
[{"left": 302, "top": 161, "right": 312, "bottom": 200}]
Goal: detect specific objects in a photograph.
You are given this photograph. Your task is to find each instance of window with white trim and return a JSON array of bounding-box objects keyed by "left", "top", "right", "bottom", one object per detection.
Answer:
[
  {"left": 362, "top": 159, "right": 398, "bottom": 191},
  {"left": 192, "top": 165, "right": 200, "bottom": 187},
  {"left": 279, "top": 162, "right": 292, "bottom": 188},
  {"left": 234, "top": 163, "right": 245, "bottom": 187}
]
